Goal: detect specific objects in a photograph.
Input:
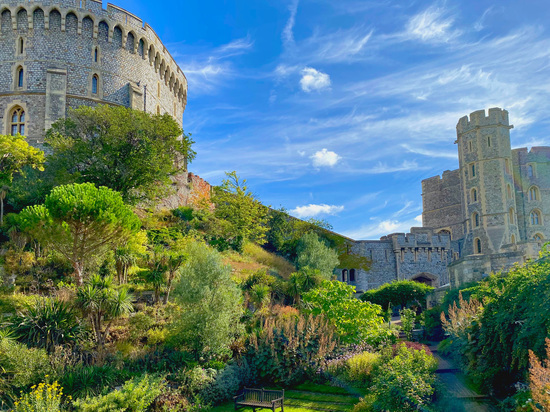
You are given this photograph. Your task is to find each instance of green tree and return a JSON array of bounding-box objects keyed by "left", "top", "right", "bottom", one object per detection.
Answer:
[
  {"left": 361, "top": 280, "right": 434, "bottom": 310},
  {"left": 0, "top": 134, "right": 44, "bottom": 224},
  {"left": 170, "top": 241, "right": 243, "bottom": 358},
  {"left": 18, "top": 183, "right": 141, "bottom": 285},
  {"left": 45, "top": 105, "right": 196, "bottom": 204},
  {"left": 114, "top": 231, "right": 147, "bottom": 285},
  {"left": 295, "top": 232, "right": 339, "bottom": 278},
  {"left": 75, "top": 274, "right": 133, "bottom": 346},
  {"left": 302, "top": 280, "right": 391, "bottom": 345},
  {"left": 212, "top": 171, "right": 268, "bottom": 249}
]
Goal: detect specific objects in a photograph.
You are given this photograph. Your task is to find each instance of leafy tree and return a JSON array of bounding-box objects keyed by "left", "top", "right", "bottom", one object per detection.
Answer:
[
  {"left": 295, "top": 232, "right": 339, "bottom": 277},
  {"left": 17, "top": 183, "right": 141, "bottom": 285},
  {"left": 0, "top": 134, "right": 44, "bottom": 224},
  {"left": 361, "top": 280, "right": 434, "bottom": 310},
  {"left": 170, "top": 241, "right": 243, "bottom": 358},
  {"left": 303, "top": 280, "right": 392, "bottom": 346},
  {"left": 212, "top": 171, "right": 268, "bottom": 249},
  {"left": 8, "top": 299, "right": 82, "bottom": 353},
  {"left": 45, "top": 105, "right": 196, "bottom": 204},
  {"left": 75, "top": 274, "right": 133, "bottom": 346}
]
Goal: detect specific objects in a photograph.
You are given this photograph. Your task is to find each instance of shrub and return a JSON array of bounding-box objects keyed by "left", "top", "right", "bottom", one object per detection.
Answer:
[
  {"left": 178, "top": 367, "right": 217, "bottom": 395},
  {"left": 295, "top": 232, "right": 339, "bottom": 278},
  {"left": 400, "top": 307, "right": 416, "bottom": 341},
  {"left": 371, "top": 343, "right": 437, "bottom": 412},
  {"left": 420, "top": 306, "right": 445, "bottom": 341},
  {"left": 8, "top": 298, "right": 82, "bottom": 353},
  {"left": 72, "top": 374, "right": 164, "bottom": 411},
  {"left": 247, "top": 313, "right": 336, "bottom": 386},
  {"left": 529, "top": 338, "right": 550, "bottom": 411},
  {"left": 361, "top": 280, "right": 434, "bottom": 310},
  {"left": 59, "top": 364, "right": 123, "bottom": 399},
  {"left": 346, "top": 352, "right": 380, "bottom": 386},
  {"left": 199, "top": 359, "right": 254, "bottom": 405},
  {"left": 13, "top": 381, "right": 63, "bottom": 412}
]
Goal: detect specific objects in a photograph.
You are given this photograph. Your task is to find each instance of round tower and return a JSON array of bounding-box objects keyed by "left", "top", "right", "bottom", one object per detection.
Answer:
[
  {"left": 456, "top": 108, "right": 518, "bottom": 255},
  {"left": 0, "top": 0, "right": 187, "bottom": 146}
]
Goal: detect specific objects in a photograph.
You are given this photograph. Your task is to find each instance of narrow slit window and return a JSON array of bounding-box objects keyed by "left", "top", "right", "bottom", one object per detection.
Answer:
[
  {"left": 487, "top": 136, "right": 491, "bottom": 147},
  {"left": 19, "top": 38, "right": 24, "bottom": 54},
  {"left": 17, "top": 67, "right": 24, "bottom": 88},
  {"left": 94, "top": 48, "right": 98, "bottom": 62},
  {"left": 92, "top": 75, "right": 98, "bottom": 94}
]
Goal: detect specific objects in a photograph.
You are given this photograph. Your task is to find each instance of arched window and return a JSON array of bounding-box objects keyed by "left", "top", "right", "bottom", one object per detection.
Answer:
[
  {"left": 534, "top": 234, "right": 544, "bottom": 242},
  {"left": 509, "top": 208, "right": 515, "bottom": 224},
  {"left": 472, "top": 212, "right": 480, "bottom": 228},
  {"left": 505, "top": 159, "right": 510, "bottom": 174},
  {"left": 470, "top": 163, "right": 476, "bottom": 178},
  {"left": 529, "top": 186, "right": 539, "bottom": 201},
  {"left": 471, "top": 188, "right": 478, "bottom": 203},
  {"left": 507, "top": 184, "right": 512, "bottom": 199},
  {"left": 92, "top": 74, "right": 98, "bottom": 94},
  {"left": 10, "top": 107, "right": 25, "bottom": 136},
  {"left": 349, "top": 269, "right": 356, "bottom": 282},
  {"left": 17, "top": 67, "right": 24, "bottom": 88},
  {"left": 157, "top": 81, "right": 161, "bottom": 98},
  {"left": 342, "top": 269, "right": 348, "bottom": 282},
  {"left": 511, "top": 234, "right": 516, "bottom": 244},
  {"left": 531, "top": 210, "right": 542, "bottom": 226},
  {"left": 528, "top": 164, "right": 534, "bottom": 177},
  {"left": 474, "top": 238, "right": 482, "bottom": 254}
]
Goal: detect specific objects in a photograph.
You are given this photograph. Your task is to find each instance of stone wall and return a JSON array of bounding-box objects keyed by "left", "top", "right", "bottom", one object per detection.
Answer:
[
  {"left": 154, "top": 173, "right": 212, "bottom": 211},
  {"left": 0, "top": 1, "right": 187, "bottom": 145}
]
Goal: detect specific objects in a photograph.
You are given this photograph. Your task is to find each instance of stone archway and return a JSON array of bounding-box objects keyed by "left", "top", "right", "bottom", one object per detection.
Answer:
[{"left": 410, "top": 272, "right": 438, "bottom": 287}]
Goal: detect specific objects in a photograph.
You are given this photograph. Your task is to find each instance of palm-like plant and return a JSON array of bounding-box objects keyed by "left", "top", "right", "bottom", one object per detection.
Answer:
[
  {"left": 7, "top": 299, "right": 82, "bottom": 353},
  {"left": 75, "top": 274, "right": 133, "bottom": 346}
]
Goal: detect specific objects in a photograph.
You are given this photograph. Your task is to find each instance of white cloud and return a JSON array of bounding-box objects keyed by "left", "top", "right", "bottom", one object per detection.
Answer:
[
  {"left": 343, "top": 214, "right": 423, "bottom": 240},
  {"left": 283, "top": 0, "right": 299, "bottom": 47},
  {"left": 311, "top": 148, "right": 341, "bottom": 167},
  {"left": 405, "top": 6, "right": 458, "bottom": 43},
  {"left": 300, "top": 67, "right": 331, "bottom": 92},
  {"left": 291, "top": 204, "right": 344, "bottom": 218}
]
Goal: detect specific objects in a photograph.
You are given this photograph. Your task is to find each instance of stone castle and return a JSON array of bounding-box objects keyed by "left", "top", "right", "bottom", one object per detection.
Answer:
[
  {"left": 0, "top": 0, "right": 187, "bottom": 146},
  {"left": 339, "top": 108, "right": 550, "bottom": 292}
]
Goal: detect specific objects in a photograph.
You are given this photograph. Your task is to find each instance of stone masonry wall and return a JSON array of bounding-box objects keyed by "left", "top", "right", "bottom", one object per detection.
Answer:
[{"left": 0, "top": 1, "right": 187, "bottom": 145}]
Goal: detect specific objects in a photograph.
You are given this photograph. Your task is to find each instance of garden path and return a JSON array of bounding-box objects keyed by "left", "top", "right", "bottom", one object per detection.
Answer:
[{"left": 430, "top": 345, "right": 497, "bottom": 412}]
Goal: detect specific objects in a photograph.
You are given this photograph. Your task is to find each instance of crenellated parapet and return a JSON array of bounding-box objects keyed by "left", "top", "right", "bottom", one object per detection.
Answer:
[
  {"left": 0, "top": 1, "right": 187, "bottom": 106},
  {"left": 456, "top": 107, "right": 511, "bottom": 135}
]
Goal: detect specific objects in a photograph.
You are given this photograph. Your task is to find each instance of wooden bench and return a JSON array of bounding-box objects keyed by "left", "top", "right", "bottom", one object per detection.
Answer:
[{"left": 234, "top": 387, "right": 284, "bottom": 411}]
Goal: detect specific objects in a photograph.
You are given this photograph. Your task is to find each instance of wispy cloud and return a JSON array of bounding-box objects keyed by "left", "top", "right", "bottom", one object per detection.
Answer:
[
  {"left": 404, "top": 6, "right": 459, "bottom": 43},
  {"left": 283, "top": 0, "right": 299, "bottom": 48},
  {"left": 343, "top": 215, "right": 423, "bottom": 240},
  {"left": 291, "top": 204, "right": 345, "bottom": 218}
]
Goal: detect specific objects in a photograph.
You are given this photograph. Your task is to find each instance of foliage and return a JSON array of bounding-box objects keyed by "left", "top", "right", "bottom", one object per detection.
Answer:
[
  {"left": 361, "top": 280, "right": 434, "bottom": 310},
  {"left": 0, "top": 134, "right": 44, "bottom": 224},
  {"left": 170, "top": 241, "right": 243, "bottom": 358},
  {"left": 212, "top": 171, "right": 268, "bottom": 249},
  {"left": 400, "top": 307, "right": 417, "bottom": 341},
  {"left": 0, "top": 338, "right": 53, "bottom": 405},
  {"left": 18, "top": 183, "right": 141, "bottom": 285},
  {"left": 247, "top": 313, "right": 337, "bottom": 386},
  {"left": 75, "top": 274, "right": 133, "bottom": 346},
  {"left": 59, "top": 364, "right": 123, "bottom": 399},
  {"left": 114, "top": 231, "right": 147, "bottom": 285},
  {"left": 13, "top": 381, "right": 63, "bottom": 412},
  {"left": 420, "top": 306, "right": 445, "bottom": 341},
  {"left": 371, "top": 342, "right": 437, "bottom": 412},
  {"left": 295, "top": 232, "right": 339, "bottom": 278},
  {"left": 72, "top": 374, "right": 164, "bottom": 412},
  {"left": 199, "top": 360, "right": 254, "bottom": 405},
  {"left": 45, "top": 105, "right": 195, "bottom": 204},
  {"left": 0, "top": 293, "right": 37, "bottom": 314},
  {"left": 302, "top": 280, "right": 391, "bottom": 346},
  {"left": 8, "top": 298, "right": 82, "bottom": 353},
  {"left": 529, "top": 338, "right": 550, "bottom": 411},
  {"left": 241, "top": 242, "right": 296, "bottom": 279},
  {"left": 345, "top": 352, "right": 380, "bottom": 386}
]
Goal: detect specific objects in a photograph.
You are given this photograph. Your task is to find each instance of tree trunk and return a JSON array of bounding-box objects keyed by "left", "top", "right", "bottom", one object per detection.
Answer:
[
  {"left": 74, "top": 261, "right": 85, "bottom": 286},
  {"left": 1, "top": 196, "right": 4, "bottom": 226},
  {"left": 163, "top": 272, "right": 174, "bottom": 304}
]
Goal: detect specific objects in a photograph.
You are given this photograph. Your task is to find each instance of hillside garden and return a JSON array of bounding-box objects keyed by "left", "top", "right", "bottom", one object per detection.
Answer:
[{"left": 2, "top": 105, "right": 547, "bottom": 411}]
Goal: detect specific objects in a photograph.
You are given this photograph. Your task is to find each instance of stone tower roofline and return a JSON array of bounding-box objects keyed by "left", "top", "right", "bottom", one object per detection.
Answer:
[
  {"left": 456, "top": 107, "right": 513, "bottom": 135},
  {"left": 0, "top": 0, "right": 187, "bottom": 109}
]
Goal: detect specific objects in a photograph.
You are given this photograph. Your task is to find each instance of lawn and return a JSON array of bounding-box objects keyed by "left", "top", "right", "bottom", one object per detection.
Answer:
[{"left": 208, "top": 383, "right": 360, "bottom": 412}]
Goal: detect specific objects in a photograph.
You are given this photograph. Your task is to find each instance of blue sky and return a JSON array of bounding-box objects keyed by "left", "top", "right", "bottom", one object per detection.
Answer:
[{"left": 112, "top": 0, "right": 550, "bottom": 240}]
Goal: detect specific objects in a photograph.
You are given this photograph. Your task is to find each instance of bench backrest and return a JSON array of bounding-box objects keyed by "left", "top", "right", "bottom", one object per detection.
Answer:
[{"left": 243, "top": 388, "right": 284, "bottom": 403}]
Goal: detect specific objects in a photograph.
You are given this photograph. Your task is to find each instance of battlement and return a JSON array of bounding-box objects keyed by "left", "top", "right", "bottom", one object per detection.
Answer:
[
  {"left": 422, "top": 169, "right": 460, "bottom": 193},
  {"left": 381, "top": 230, "right": 451, "bottom": 248},
  {"left": 0, "top": 1, "right": 187, "bottom": 104},
  {"left": 457, "top": 107, "right": 511, "bottom": 134}
]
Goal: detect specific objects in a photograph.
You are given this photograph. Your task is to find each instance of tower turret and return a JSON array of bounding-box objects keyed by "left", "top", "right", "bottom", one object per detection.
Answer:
[{"left": 456, "top": 108, "right": 517, "bottom": 255}]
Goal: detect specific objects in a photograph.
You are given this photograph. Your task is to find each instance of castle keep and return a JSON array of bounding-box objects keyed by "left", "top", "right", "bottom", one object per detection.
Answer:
[
  {"left": 340, "top": 108, "right": 550, "bottom": 291},
  {"left": 0, "top": 0, "right": 187, "bottom": 146}
]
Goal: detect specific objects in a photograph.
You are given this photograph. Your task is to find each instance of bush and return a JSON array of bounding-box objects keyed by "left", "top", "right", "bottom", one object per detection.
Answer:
[
  {"left": 400, "top": 307, "right": 416, "bottom": 341},
  {"left": 247, "top": 313, "right": 336, "bottom": 386},
  {"left": 72, "top": 374, "right": 164, "bottom": 411},
  {"left": 420, "top": 306, "right": 445, "bottom": 341},
  {"left": 371, "top": 343, "right": 437, "bottom": 412},
  {"left": 0, "top": 338, "right": 53, "bottom": 404},
  {"left": 13, "top": 381, "right": 63, "bottom": 412},
  {"left": 361, "top": 280, "right": 434, "bottom": 310},
  {"left": 178, "top": 367, "right": 217, "bottom": 395},
  {"left": 199, "top": 359, "right": 254, "bottom": 405},
  {"left": 59, "top": 364, "right": 124, "bottom": 399},
  {"left": 346, "top": 352, "right": 380, "bottom": 386},
  {"left": 295, "top": 232, "right": 339, "bottom": 278}
]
